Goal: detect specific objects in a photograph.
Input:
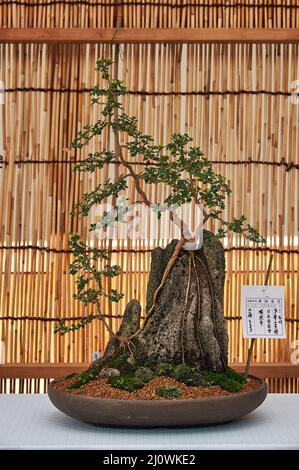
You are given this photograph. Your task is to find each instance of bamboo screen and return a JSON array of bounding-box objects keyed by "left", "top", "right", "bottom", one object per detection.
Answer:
[{"left": 0, "top": 1, "right": 299, "bottom": 394}]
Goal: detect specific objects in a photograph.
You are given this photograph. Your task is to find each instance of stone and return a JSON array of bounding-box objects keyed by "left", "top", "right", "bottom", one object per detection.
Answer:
[
  {"left": 90, "top": 229, "right": 228, "bottom": 374},
  {"left": 139, "top": 230, "right": 228, "bottom": 371},
  {"left": 98, "top": 367, "right": 120, "bottom": 378},
  {"left": 88, "top": 299, "right": 141, "bottom": 375},
  {"left": 103, "top": 298, "right": 141, "bottom": 360}
]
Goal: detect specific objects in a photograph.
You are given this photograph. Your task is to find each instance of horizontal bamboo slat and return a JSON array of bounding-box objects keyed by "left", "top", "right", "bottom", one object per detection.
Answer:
[
  {"left": 2, "top": 28, "right": 299, "bottom": 44},
  {"left": 1, "top": 362, "right": 299, "bottom": 379}
]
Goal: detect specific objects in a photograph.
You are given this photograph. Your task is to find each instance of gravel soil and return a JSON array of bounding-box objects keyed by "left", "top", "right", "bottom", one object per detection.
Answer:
[{"left": 53, "top": 375, "right": 261, "bottom": 400}]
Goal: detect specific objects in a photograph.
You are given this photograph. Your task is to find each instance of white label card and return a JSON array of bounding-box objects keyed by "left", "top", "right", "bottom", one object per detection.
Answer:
[{"left": 242, "top": 286, "right": 286, "bottom": 339}]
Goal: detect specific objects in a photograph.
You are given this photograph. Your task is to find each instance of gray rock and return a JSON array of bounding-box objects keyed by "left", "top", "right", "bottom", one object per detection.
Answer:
[
  {"left": 139, "top": 230, "right": 228, "bottom": 371},
  {"left": 98, "top": 368, "right": 120, "bottom": 378},
  {"left": 88, "top": 299, "right": 141, "bottom": 375},
  {"left": 103, "top": 299, "right": 141, "bottom": 359}
]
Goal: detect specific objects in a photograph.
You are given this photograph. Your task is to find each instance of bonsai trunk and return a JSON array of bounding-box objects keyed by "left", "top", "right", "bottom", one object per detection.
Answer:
[{"left": 91, "top": 229, "right": 228, "bottom": 374}]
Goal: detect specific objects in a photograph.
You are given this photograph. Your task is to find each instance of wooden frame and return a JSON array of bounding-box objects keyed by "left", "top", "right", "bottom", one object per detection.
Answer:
[
  {"left": 1, "top": 363, "right": 298, "bottom": 379},
  {"left": 1, "top": 28, "right": 299, "bottom": 44}
]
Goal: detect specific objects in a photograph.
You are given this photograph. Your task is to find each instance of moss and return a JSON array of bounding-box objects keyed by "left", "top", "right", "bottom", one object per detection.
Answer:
[
  {"left": 172, "top": 364, "right": 208, "bottom": 387},
  {"left": 143, "top": 357, "right": 158, "bottom": 370},
  {"left": 68, "top": 371, "right": 96, "bottom": 390},
  {"left": 201, "top": 370, "right": 218, "bottom": 384},
  {"left": 127, "top": 338, "right": 147, "bottom": 366},
  {"left": 172, "top": 364, "right": 193, "bottom": 382},
  {"left": 216, "top": 376, "right": 242, "bottom": 393},
  {"left": 155, "top": 385, "right": 182, "bottom": 399},
  {"left": 226, "top": 368, "right": 246, "bottom": 385},
  {"left": 108, "top": 374, "right": 145, "bottom": 392},
  {"left": 106, "top": 339, "right": 145, "bottom": 373},
  {"left": 184, "top": 370, "right": 209, "bottom": 387},
  {"left": 202, "top": 368, "right": 244, "bottom": 393},
  {"left": 108, "top": 351, "right": 131, "bottom": 371},
  {"left": 155, "top": 362, "right": 173, "bottom": 376},
  {"left": 134, "top": 367, "right": 154, "bottom": 383},
  {"left": 64, "top": 372, "right": 78, "bottom": 380}
]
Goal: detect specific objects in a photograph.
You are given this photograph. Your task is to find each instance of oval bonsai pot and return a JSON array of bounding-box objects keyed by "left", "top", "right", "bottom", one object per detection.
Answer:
[{"left": 48, "top": 376, "right": 267, "bottom": 427}]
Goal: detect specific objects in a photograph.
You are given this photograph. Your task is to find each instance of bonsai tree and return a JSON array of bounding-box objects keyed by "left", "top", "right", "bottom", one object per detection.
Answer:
[{"left": 55, "top": 58, "right": 265, "bottom": 390}]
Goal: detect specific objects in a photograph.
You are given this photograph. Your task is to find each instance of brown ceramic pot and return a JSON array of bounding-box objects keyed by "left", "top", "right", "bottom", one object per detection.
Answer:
[{"left": 48, "top": 376, "right": 267, "bottom": 427}]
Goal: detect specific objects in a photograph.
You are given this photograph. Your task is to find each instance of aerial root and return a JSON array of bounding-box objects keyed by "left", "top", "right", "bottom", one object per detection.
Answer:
[{"left": 116, "top": 335, "right": 136, "bottom": 356}]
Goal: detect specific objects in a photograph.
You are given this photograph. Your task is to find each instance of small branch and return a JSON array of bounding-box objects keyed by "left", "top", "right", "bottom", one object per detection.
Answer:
[
  {"left": 115, "top": 142, "right": 152, "bottom": 208},
  {"left": 95, "top": 302, "right": 117, "bottom": 339},
  {"left": 190, "top": 187, "right": 210, "bottom": 224}
]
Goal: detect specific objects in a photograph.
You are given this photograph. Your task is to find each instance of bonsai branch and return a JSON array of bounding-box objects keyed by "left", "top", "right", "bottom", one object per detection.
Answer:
[
  {"left": 112, "top": 135, "right": 213, "bottom": 341},
  {"left": 115, "top": 141, "right": 151, "bottom": 208},
  {"left": 111, "top": 95, "right": 210, "bottom": 340},
  {"left": 95, "top": 303, "right": 117, "bottom": 339}
]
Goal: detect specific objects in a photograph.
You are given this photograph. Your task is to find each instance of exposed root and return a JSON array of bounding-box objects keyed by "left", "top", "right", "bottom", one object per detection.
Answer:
[
  {"left": 144, "top": 237, "right": 186, "bottom": 326},
  {"left": 190, "top": 251, "right": 205, "bottom": 360},
  {"left": 116, "top": 335, "right": 136, "bottom": 356},
  {"left": 128, "top": 236, "right": 186, "bottom": 340},
  {"left": 195, "top": 252, "right": 227, "bottom": 370},
  {"left": 179, "top": 253, "right": 192, "bottom": 363}
]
